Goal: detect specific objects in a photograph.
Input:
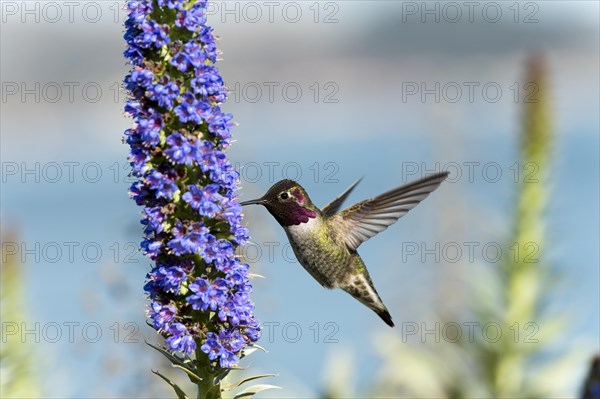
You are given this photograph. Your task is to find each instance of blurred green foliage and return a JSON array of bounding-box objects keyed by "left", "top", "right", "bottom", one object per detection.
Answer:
[
  {"left": 1, "top": 230, "right": 39, "bottom": 398},
  {"left": 321, "top": 56, "right": 589, "bottom": 398}
]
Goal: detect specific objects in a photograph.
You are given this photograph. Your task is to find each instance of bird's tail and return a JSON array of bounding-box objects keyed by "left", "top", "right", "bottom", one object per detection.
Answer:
[
  {"left": 341, "top": 272, "right": 395, "bottom": 328},
  {"left": 376, "top": 309, "right": 395, "bottom": 327}
]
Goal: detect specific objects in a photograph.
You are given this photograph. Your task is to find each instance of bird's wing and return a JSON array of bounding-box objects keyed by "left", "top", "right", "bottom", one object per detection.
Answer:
[
  {"left": 321, "top": 177, "right": 363, "bottom": 218},
  {"left": 330, "top": 172, "right": 449, "bottom": 251}
]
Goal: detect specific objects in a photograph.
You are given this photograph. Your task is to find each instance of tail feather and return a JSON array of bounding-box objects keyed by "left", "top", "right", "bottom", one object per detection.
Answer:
[
  {"left": 377, "top": 309, "right": 395, "bottom": 327},
  {"left": 340, "top": 271, "right": 395, "bottom": 328}
]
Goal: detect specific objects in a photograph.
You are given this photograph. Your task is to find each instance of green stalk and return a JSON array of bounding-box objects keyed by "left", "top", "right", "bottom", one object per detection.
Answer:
[
  {"left": 195, "top": 344, "right": 221, "bottom": 399},
  {"left": 495, "top": 55, "right": 552, "bottom": 397},
  {"left": 0, "top": 231, "right": 39, "bottom": 397}
]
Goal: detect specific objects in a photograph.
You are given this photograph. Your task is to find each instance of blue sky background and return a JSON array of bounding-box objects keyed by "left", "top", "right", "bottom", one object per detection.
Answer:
[{"left": 1, "top": 1, "right": 598, "bottom": 397}]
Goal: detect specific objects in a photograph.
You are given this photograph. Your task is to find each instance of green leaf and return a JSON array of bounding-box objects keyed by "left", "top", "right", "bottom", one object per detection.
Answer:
[
  {"left": 214, "top": 369, "right": 231, "bottom": 385},
  {"left": 146, "top": 341, "right": 192, "bottom": 371},
  {"left": 172, "top": 364, "right": 202, "bottom": 383},
  {"left": 172, "top": 189, "right": 181, "bottom": 203},
  {"left": 225, "top": 374, "right": 277, "bottom": 391},
  {"left": 233, "top": 384, "right": 281, "bottom": 399},
  {"left": 240, "top": 344, "right": 268, "bottom": 359},
  {"left": 151, "top": 369, "right": 189, "bottom": 399},
  {"left": 178, "top": 284, "right": 189, "bottom": 296}
]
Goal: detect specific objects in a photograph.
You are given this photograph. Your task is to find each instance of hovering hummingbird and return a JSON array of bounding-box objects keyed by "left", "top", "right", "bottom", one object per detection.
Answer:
[{"left": 240, "top": 172, "right": 449, "bottom": 327}]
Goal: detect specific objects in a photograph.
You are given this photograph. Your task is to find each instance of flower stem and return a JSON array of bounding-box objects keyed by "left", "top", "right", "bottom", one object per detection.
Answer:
[{"left": 196, "top": 344, "right": 221, "bottom": 399}]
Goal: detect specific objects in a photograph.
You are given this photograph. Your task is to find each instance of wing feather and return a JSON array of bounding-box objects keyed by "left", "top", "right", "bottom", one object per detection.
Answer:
[
  {"left": 321, "top": 177, "right": 363, "bottom": 218},
  {"left": 330, "top": 172, "right": 449, "bottom": 250}
]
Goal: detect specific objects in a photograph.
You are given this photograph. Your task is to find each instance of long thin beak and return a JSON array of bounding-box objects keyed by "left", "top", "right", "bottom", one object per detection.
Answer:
[{"left": 240, "top": 198, "right": 266, "bottom": 206}]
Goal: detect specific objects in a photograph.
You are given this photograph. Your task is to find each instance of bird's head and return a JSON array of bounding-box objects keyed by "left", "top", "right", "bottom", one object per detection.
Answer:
[{"left": 240, "top": 179, "right": 319, "bottom": 226}]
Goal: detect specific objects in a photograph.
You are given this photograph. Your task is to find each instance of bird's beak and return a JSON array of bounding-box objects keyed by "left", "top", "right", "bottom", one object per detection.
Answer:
[{"left": 240, "top": 198, "right": 266, "bottom": 206}]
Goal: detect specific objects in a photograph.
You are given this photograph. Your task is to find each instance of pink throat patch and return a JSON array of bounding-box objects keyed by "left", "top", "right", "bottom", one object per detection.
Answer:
[{"left": 292, "top": 188, "right": 306, "bottom": 204}]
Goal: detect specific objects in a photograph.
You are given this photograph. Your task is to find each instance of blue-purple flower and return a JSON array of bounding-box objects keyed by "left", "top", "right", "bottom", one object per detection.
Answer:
[
  {"left": 165, "top": 323, "right": 196, "bottom": 353},
  {"left": 164, "top": 132, "right": 199, "bottom": 165},
  {"left": 183, "top": 184, "right": 223, "bottom": 217},
  {"left": 124, "top": 0, "right": 260, "bottom": 372},
  {"left": 149, "top": 301, "right": 177, "bottom": 329}
]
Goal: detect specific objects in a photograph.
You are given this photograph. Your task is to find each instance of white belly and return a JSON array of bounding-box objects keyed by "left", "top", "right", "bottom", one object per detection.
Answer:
[{"left": 284, "top": 217, "right": 321, "bottom": 241}]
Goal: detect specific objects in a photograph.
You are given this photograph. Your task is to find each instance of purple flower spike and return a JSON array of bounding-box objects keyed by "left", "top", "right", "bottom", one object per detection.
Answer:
[{"left": 124, "top": 0, "right": 260, "bottom": 372}]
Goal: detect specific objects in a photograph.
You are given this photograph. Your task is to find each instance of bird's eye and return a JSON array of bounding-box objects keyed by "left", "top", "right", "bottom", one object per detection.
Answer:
[{"left": 279, "top": 192, "right": 289, "bottom": 200}]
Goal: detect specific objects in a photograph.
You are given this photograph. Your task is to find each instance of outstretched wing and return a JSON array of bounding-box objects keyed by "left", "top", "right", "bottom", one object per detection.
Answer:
[
  {"left": 330, "top": 172, "right": 449, "bottom": 250},
  {"left": 321, "top": 177, "right": 363, "bottom": 218}
]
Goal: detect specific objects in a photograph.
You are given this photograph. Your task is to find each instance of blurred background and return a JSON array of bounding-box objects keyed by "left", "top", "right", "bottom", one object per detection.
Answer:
[{"left": 1, "top": 1, "right": 598, "bottom": 397}]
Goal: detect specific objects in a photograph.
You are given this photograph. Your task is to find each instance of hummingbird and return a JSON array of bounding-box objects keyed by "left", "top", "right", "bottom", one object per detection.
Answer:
[{"left": 240, "top": 172, "right": 449, "bottom": 327}]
